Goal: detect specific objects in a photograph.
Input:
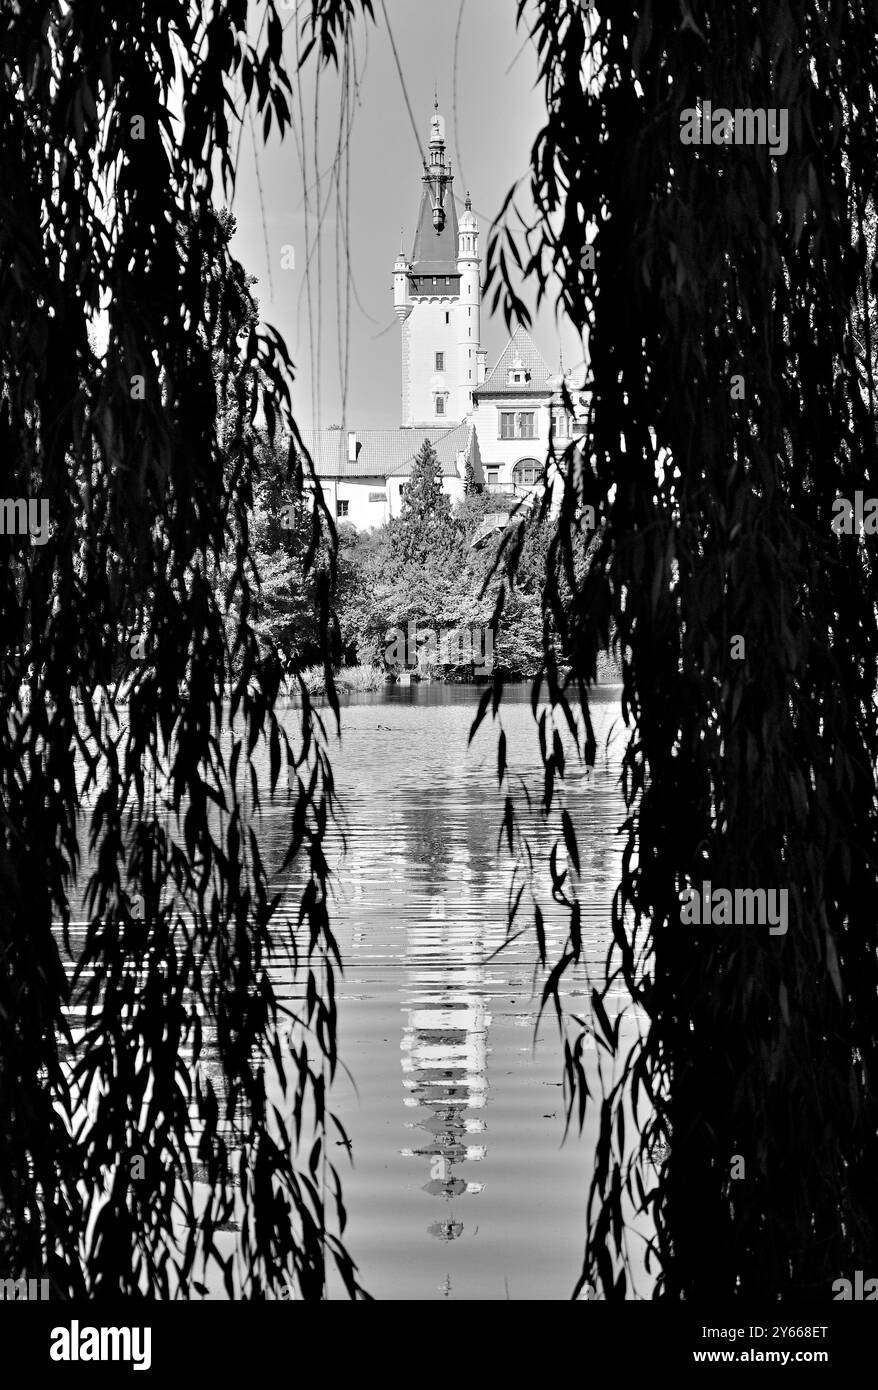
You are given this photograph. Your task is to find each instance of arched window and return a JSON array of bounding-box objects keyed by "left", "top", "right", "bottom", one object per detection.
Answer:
[{"left": 512, "top": 458, "right": 540, "bottom": 488}]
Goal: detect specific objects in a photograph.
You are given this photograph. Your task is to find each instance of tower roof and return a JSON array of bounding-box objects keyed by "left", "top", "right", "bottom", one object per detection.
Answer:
[
  {"left": 409, "top": 191, "right": 460, "bottom": 275},
  {"left": 409, "top": 103, "right": 460, "bottom": 277}
]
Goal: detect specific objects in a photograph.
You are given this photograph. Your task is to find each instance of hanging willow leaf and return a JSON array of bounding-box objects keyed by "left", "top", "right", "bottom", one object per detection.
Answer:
[
  {"left": 0, "top": 0, "right": 375, "bottom": 1300},
  {"left": 479, "top": 0, "right": 878, "bottom": 1301}
]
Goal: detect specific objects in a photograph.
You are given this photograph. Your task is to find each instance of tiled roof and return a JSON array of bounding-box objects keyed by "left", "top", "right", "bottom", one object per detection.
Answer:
[
  {"left": 477, "top": 325, "right": 554, "bottom": 397},
  {"left": 297, "top": 422, "right": 476, "bottom": 481},
  {"left": 409, "top": 184, "right": 461, "bottom": 277},
  {"left": 386, "top": 420, "right": 473, "bottom": 478}
]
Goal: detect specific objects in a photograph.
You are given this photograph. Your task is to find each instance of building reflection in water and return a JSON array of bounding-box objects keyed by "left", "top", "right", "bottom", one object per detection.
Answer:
[{"left": 398, "top": 863, "right": 492, "bottom": 1244}]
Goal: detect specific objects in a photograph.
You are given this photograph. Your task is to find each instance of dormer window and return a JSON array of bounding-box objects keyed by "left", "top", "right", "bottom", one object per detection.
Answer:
[{"left": 506, "top": 353, "right": 530, "bottom": 387}]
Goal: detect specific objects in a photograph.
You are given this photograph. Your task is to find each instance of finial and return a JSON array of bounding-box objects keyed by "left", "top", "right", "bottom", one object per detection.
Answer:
[
  {"left": 434, "top": 86, "right": 439, "bottom": 112},
  {"left": 465, "top": 192, "right": 472, "bottom": 211}
]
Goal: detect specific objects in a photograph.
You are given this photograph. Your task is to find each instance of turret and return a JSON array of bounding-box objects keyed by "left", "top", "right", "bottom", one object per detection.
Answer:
[
  {"left": 455, "top": 193, "right": 481, "bottom": 419},
  {"left": 393, "top": 243, "right": 412, "bottom": 323}
]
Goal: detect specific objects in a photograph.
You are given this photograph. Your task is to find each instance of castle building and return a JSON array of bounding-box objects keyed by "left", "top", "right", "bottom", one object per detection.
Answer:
[{"left": 307, "top": 102, "right": 585, "bottom": 529}]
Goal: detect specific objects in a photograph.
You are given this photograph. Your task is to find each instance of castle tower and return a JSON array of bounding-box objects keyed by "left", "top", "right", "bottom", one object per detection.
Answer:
[{"left": 394, "top": 101, "right": 481, "bottom": 428}]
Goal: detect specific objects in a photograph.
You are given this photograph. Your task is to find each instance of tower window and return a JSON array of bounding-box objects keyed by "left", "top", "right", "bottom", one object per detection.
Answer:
[
  {"left": 435, "top": 352, "right": 445, "bottom": 371},
  {"left": 435, "top": 396, "right": 446, "bottom": 416},
  {"left": 446, "top": 312, "right": 450, "bottom": 324},
  {"left": 469, "top": 308, "right": 471, "bottom": 316},
  {"left": 432, "top": 277, "right": 437, "bottom": 285}
]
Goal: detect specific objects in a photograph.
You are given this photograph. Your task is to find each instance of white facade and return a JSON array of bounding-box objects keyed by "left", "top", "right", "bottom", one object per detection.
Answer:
[
  {"left": 315, "top": 475, "right": 391, "bottom": 531},
  {"left": 402, "top": 296, "right": 462, "bottom": 427},
  {"left": 470, "top": 396, "right": 552, "bottom": 490}
]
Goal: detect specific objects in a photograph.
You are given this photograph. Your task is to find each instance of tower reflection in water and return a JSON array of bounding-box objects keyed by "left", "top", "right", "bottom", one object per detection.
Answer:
[{"left": 399, "top": 886, "right": 491, "bottom": 1248}]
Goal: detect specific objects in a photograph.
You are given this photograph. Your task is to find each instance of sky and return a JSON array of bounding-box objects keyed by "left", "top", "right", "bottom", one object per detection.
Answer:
[{"left": 226, "top": 0, "right": 585, "bottom": 432}]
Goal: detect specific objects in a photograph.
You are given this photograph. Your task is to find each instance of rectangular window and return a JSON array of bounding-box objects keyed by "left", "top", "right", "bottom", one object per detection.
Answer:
[
  {"left": 553, "top": 410, "right": 570, "bottom": 438},
  {"left": 336, "top": 500, "right": 349, "bottom": 518},
  {"left": 435, "top": 352, "right": 445, "bottom": 371},
  {"left": 436, "top": 397, "right": 445, "bottom": 416},
  {"left": 445, "top": 312, "right": 450, "bottom": 324},
  {"left": 519, "top": 412, "right": 535, "bottom": 439},
  {"left": 368, "top": 491, "right": 386, "bottom": 503},
  {"left": 500, "top": 411, "right": 516, "bottom": 439},
  {"left": 432, "top": 277, "right": 437, "bottom": 285}
]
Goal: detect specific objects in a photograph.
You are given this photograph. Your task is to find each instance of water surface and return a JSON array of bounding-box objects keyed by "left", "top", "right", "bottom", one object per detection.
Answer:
[
  {"left": 65, "top": 683, "right": 652, "bottom": 1299},
  {"left": 303, "top": 685, "right": 631, "bottom": 1300}
]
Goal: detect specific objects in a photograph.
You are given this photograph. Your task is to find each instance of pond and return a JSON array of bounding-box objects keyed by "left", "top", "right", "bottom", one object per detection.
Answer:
[
  {"left": 65, "top": 682, "right": 654, "bottom": 1300},
  {"left": 298, "top": 684, "right": 637, "bottom": 1300}
]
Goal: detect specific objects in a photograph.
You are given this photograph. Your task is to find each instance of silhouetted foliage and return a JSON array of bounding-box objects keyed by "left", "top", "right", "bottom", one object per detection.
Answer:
[
  {"left": 483, "top": 0, "right": 878, "bottom": 1300},
  {"left": 0, "top": 0, "right": 373, "bottom": 1299}
]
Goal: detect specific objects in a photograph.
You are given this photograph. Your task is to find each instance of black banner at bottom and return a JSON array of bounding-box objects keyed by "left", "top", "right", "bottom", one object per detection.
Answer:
[{"left": 0, "top": 1298, "right": 875, "bottom": 1379}]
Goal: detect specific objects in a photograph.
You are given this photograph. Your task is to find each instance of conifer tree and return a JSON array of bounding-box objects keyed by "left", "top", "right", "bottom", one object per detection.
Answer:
[
  {"left": 392, "top": 439, "right": 454, "bottom": 566},
  {"left": 400, "top": 439, "right": 450, "bottom": 526}
]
